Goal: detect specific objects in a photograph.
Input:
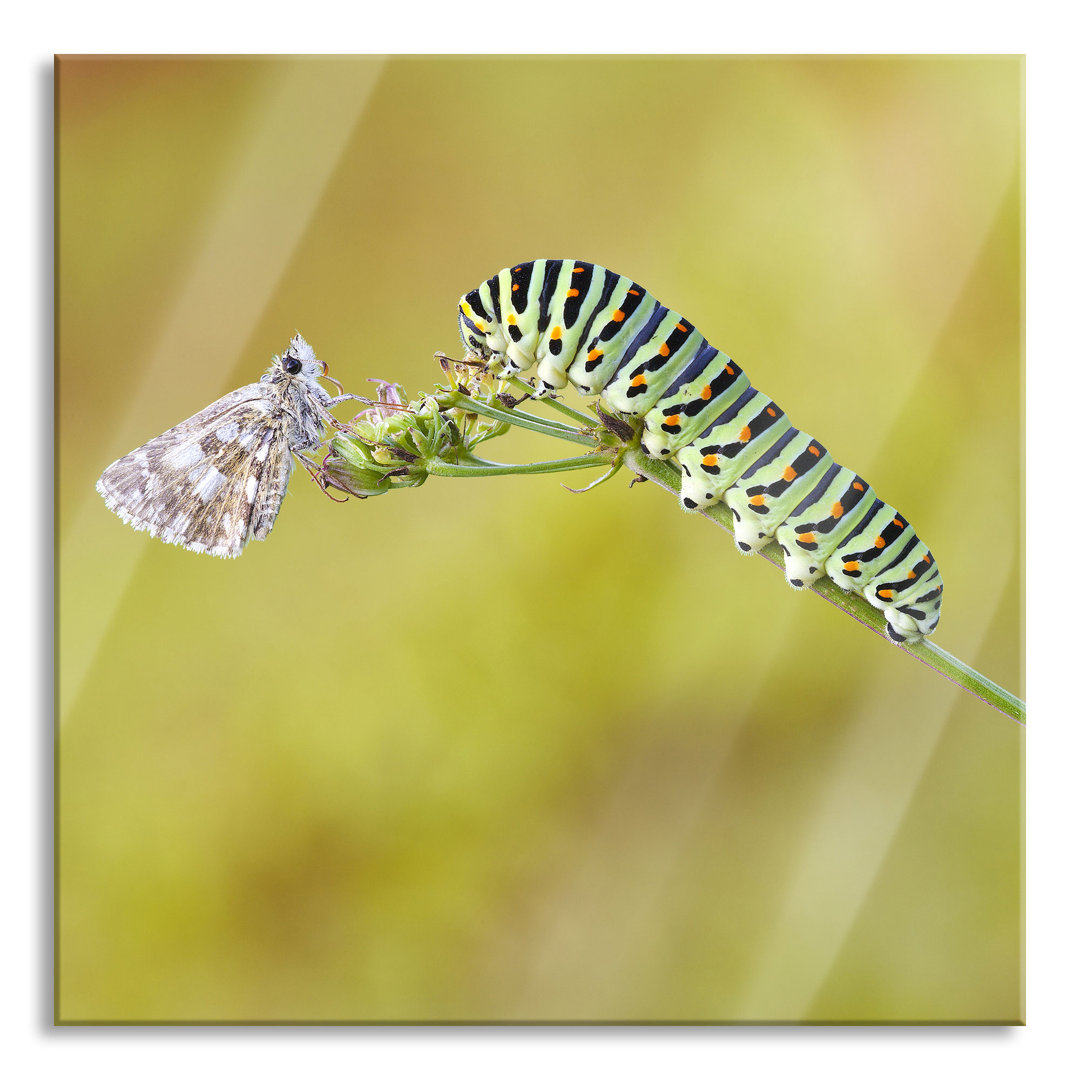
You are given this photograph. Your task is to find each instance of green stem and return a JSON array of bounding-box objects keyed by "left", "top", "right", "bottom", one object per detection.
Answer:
[
  {"left": 426, "top": 454, "right": 606, "bottom": 479},
  {"left": 442, "top": 391, "right": 597, "bottom": 447},
  {"left": 504, "top": 376, "right": 601, "bottom": 427},
  {"left": 621, "top": 447, "right": 1025, "bottom": 726},
  {"left": 906, "top": 640, "right": 1025, "bottom": 725}
]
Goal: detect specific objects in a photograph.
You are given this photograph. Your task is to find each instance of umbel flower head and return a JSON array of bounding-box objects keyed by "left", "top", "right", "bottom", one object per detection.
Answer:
[{"left": 318, "top": 382, "right": 461, "bottom": 498}]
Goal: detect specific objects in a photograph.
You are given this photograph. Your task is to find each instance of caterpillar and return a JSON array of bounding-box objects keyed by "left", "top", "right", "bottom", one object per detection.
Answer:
[{"left": 457, "top": 260, "right": 942, "bottom": 644}]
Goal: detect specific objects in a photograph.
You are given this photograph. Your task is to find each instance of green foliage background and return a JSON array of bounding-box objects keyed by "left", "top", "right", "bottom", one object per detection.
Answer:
[{"left": 57, "top": 56, "right": 1022, "bottom": 1023}]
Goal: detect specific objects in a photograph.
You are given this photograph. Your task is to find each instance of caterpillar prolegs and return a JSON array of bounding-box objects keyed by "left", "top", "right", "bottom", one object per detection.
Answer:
[{"left": 457, "top": 260, "right": 943, "bottom": 644}]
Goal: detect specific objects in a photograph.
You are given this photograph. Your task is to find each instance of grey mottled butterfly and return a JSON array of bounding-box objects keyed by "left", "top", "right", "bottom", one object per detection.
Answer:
[{"left": 96, "top": 334, "right": 363, "bottom": 558}]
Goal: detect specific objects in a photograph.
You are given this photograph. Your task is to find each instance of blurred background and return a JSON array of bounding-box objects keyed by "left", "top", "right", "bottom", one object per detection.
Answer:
[{"left": 57, "top": 56, "right": 1022, "bottom": 1023}]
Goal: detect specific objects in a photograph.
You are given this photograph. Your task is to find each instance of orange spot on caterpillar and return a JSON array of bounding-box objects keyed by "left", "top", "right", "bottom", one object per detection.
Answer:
[
  {"left": 612, "top": 310, "right": 625, "bottom": 322},
  {"left": 874, "top": 536, "right": 885, "bottom": 549},
  {"left": 854, "top": 481, "right": 865, "bottom": 491},
  {"left": 908, "top": 570, "right": 917, "bottom": 579},
  {"left": 702, "top": 454, "right": 718, "bottom": 467},
  {"left": 808, "top": 445, "right": 821, "bottom": 457},
  {"left": 798, "top": 532, "right": 815, "bottom": 543},
  {"left": 924, "top": 554, "right": 931, "bottom": 563},
  {"left": 631, "top": 375, "right": 646, "bottom": 387},
  {"left": 512, "top": 284, "right": 519, "bottom": 291},
  {"left": 550, "top": 326, "right": 562, "bottom": 339},
  {"left": 725, "top": 364, "right": 734, "bottom": 375},
  {"left": 659, "top": 343, "right": 670, "bottom": 357},
  {"left": 783, "top": 466, "right": 797, "bottom": 482},
  {"left": 676, "top": 322, "right": 687, "bottom": 332},
  {"left": 894, "top": 517, "right": 903, "bottom": 527},
  {"left": 878, "top": 588, "right": 894, "bottom": 600},
  {"left": 572, "top": 266, "right": 585, "bottom": 273},
  {"left": 663, "top": 416, "right": 681, "bottom": 429},
  {"left": 738, "top": 426, "right": 751, "bottom": 442},
  {"left": 831, "top": 502, "right": 844, "bottom": 518},
  {"left": 766, "top": 407, "right": 776, "bottom": 417},
  {"left": 700, "top": 385, "right": 712, "bottom": 400},
  {"left": 749, "top": 495, "right": 766, "bottom": 506},
  {"left": 567, "top": 289, "right": 579, "bottom": 298},
  {"left": 587, "top": 349, "right": 602, "bottom": 363},
  {"left": 844, "top": 560, "right": 859, "bottom": 572},
  {"left": 628, "top": 289, "right": 640, "bottom": 296},
  {"left": 507, "top": 313, "right": 516, "bottom": 324}
]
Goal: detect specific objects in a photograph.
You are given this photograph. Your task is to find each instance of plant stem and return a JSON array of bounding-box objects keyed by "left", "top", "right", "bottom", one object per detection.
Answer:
[
  {"left": 906, "top": 640, "right": 1025, "bottom": 725},
  {"left": 355, "top": 374, "right": 1024, "bottom": 725},
  {"left": 504, "top": 376, "right": 601, "bottom": 427},
  {"left": 426, "top": 454, "right": 606, "bottom": 479},
  {"left": 441, "top": 391, "right": 597, "bottom": 447},
  {"left": 621, "top": 447, "right": 1025, "bottom": 726}
]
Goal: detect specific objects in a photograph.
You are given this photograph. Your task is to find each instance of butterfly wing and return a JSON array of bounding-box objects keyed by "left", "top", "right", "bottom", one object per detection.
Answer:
[{"left": 96, "top": 384, "right": 294, "bottom": 558}]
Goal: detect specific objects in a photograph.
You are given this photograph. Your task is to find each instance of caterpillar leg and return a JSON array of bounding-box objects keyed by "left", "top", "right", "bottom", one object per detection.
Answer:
[
  {"left": 868, "top": 582, "right": 942, "bottom": 644},
  {"left": 678, "top": 470, "right": 720, "bottom": 511},
  {"left": 725, "top": 502, "right": 771, "bottom": 554},
  {"left": 534, "top": 355, "right": 571, "bottom": 395},
  {"left": 880, "top": 605, "right": 924, "bottom": 644},
  {"left": 778, "top": 549, "right": 825, "bottom": 590}
]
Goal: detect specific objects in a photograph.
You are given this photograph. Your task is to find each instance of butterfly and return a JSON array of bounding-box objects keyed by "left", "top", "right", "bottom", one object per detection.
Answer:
[{"left": 96, "top": 334, "right": 364, "bottom": 558}]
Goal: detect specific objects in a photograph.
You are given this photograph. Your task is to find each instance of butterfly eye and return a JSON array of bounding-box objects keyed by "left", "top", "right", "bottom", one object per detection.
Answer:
[{"left": 282, "top": 356, "right": 303, "bottom": 375}]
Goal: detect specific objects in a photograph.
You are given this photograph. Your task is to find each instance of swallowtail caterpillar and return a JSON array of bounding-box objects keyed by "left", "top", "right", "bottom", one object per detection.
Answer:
[{"left": 457, "top": 260, "right": 942, "bottom": 643}]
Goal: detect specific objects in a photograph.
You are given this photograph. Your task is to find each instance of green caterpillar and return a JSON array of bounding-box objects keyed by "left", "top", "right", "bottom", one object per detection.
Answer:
[{"left": 457, "top": 259, "right": 942, "bottom": 644}]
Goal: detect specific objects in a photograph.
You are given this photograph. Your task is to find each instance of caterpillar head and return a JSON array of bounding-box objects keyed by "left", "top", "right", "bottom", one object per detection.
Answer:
[{"left": 458, "top": 298, "right": 492, "bottom": 360}]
